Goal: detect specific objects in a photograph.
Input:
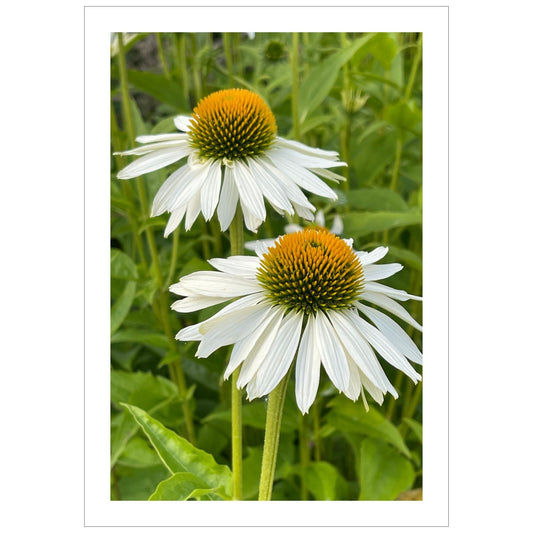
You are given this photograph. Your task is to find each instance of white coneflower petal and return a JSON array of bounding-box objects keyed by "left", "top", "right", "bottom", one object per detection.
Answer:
[
  {"left": 117, "top": 145, "right": 192, "bottom": 178},
  {"left": 115, "top": 89, "right": 345, "bottom": 234},
  {"left": 363, "top": 263, "right": 403, "bottom": 281},
  {"left": 358, "top": 303, "right": 423, "bottom": 365},
  {"left": 315, "top": 311, "right": 350, "bottom": 392},
  {"left": 352, "top": 315, "right": 421, "bottom": 382},
  {"left": 362, "top": 291, "right": 423, "bottom": 332},
  {"left": 364, "top": 281, "right": 423, "bottom": 302},
  {"left": 295, "top": 314, "right": 322, "bottom": 414},
  {"left": 172, "top": 228, "right": 421, "bottom": 413},
  {"left": 217, "top": 165, "right": 240, "bottom": 231},
  {"left": 200, "top": 161, "right": 222, "bottom": 220},
  {"left": 251, "top": 311, "right": 303, "bottom": 397}
]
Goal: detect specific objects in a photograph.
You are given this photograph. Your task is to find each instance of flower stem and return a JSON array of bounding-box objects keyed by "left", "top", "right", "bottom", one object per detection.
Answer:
[
  {"left": 117, "top": 33, "right": 195, "bottom": 444},
  {"left": 258, "top": 373, "right": 291, "bottom": 501},
  {"left": 291, "top": 33, "right": 300, "bottom": 141},
  {"left": 229, "top": 204, "right": 244, "bottom": 500}
]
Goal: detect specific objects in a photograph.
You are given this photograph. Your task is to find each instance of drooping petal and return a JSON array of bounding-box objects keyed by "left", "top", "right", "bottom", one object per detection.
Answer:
[
  {"left": 174, "top": 115, "right": 192, "bottom": 132},
  {"left": 171, "top": 295, "right": 233, "bottom": 313},
  {"left": 357, "top": 303, "right": 422, "bottom": 364},
  {"left": 315, "top": 311, "right": 350, "bottom": 392},
  {"left": 196, "top": 303, "right": 272, "bottom": 358},
  {"left": 237, "top": 307, "right": 285, "bottom": 388},
  {"left": 224, "top": 307, "right": 279, "bottom": 380},
  {"left": 217, "top": 166, "right": 239, "bottom": 231},
  {"left": 360, "top": 292, "right": 423, "bottom": 332},
  {"left": 164, "top": 204, "right": 187, "bottom": 237},
  {"left": 352, "top": 315, "right": 421, "bottom": 383},
  {"left": 364, "top": 281, "right": 423, "bottom": 302},
  {"left": 250, "top": 311, "right": 304, "bottom": 398},
  {"left": 295, "top": 314, "right": 322, "bottom": 414},
  {"left": 327, "top": 310, "right": 396, "bottom": 396},
  {"left": 184, "top": 190, "right": 202, "bottom": 231},
  {"left": 356, "top": 246, "right": 389, "bottom": 266},
  {"left": 232, "top": 160, "right": 266, "bottom": 221},
  {"left": 200, "top": 161, "right": 222, "bottom": 220}
]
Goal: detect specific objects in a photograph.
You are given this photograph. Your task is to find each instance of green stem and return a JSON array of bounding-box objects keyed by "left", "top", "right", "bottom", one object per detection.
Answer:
[
  {"left": 291, "top": 33, "right": 300, "bottom": 141},
  {"left": 405, "top": 34, "right": 422, "bottom": 101},
  {"left": 258, "top": 373, "right": 291, "bottom": 500},
  {"left": 164, "top": 227, "right": 180, "bottom": 289},
  {"left": 223, "top": 32, "right": 234, "bottom": 88},
  {"left": 231, "top": 369, "right": 243, "bottom": 500},
  {"left": 117, "top": 33, "right": 195, "bottom": 444},
  {"left": 156, "top": 33, "right": 170, "bottom": 79},
  {"left": 229, "top": 205, "right": 244, "bottom": 500},
  {"left": 298, "top": 413, "right": 309, "bottom": 500},
  {"left": 176, "top": 34, "right": 190, "bottom": 105}
]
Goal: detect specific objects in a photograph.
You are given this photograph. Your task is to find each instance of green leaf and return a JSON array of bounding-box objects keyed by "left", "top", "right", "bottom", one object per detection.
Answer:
[
  {"left": 117, "top": 436, "right": 161, "bottom": 468},
  {"left": 122, "top": 403, "right": 233, "bottom": 499},
  {"left": 298, "top": 33, "right": 376, "bottom": 122},
  {"left": 386, "top": 245, "right": 422, "bottom": 272},
  {"left": 126, "top": 69, "right": 186, "bottom": 110},
  {"left": 342, "top": 209, "right": 421, "bottom": 238},
  {"left": 365, "top": 33, "right": 398, "bottom": 70},
  {"left": 111, "top": 249, "right": 138, "bottom": 280},
  {"left": 384, "top": 99, "right": 422, "bottom": 134},
  {"left": 149, "top": 472, "right": 226, "bottom": 501},
  {"left": 402, "top": 418, "right": 423, "bottom": 443},
  {"left": 111, "top": 328, "right": 169, "bottom": 349},
  {"left": 345, "top": 188, "right": 409, "bottom": 212},
  {"left": 301, "top": 462, "right": 347, "bottom": 501},
  {"left": 358, "top": 438, "right": 415, "bottom": 500},
  {"left": 111, "top": 280, "right": 136, "bottom": 335},
  {"left": 326, "top": 396, "right": 411, "bottom": 457}
]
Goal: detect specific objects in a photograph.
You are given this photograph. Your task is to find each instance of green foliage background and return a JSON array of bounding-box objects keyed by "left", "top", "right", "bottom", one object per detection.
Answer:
[{"left": 110, "top": 32, "right": 422, "bottom": 501}]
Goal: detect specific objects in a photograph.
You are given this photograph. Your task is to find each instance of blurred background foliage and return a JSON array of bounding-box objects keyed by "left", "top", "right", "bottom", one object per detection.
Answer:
[{"left": 110, "top": 32, "right": 422, "bottom": 501}]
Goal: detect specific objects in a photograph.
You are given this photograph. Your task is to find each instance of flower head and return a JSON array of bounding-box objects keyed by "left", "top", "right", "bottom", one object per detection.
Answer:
[
  {"left": 115, "top": 89, "right": 346, "bottom": 236},
  {"left": 171, "top": 228, "right": 422, "bottom": 414}
]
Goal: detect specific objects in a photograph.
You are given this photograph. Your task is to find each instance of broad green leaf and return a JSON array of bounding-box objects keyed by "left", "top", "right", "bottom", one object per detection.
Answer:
[
  {"left": 126, "top": 69, "right": 187, "bottom": 111},
  {"left": 149, "top": 472, "right": 226, "bottom": 501},
  {"left": 122, "top": 403, "right": 233, "bottom": 499},
  {"left": 115, "top": 464, "right": 169, "bottom": 501},
  {"left": 111, "top": 280, "right": 136, "bottom": 334},
  {"left": 402, "top": 418, "right": 423, "bottom": 443},
  {"left": 342, "top": 209, "right": 421, "bottom": 238},
  {"left": 345, "top": 188, "right": 408, "bottom": 212},
  {"left": 117, "top": 436, "right": 161, "bottom": 468},
  {"left": 111, "top": 249, "right": 138, "bottom": 280},
  {"left": 365, "top": 33, "right": 398, "bottom": 70},
  {"left": 301, "top": 462, "right": 348, "bottom": 501},
  {"left": 358, "top": 438, "right": 415, "bottom": 500},
  {"left": 327, "top": 396, "right": 411, "bottom": 457},
  {"left": 111, "top": 328, "right": 169, "bottom": 349},
  {"left": 351, "top": 129, "right": 398, "bottom": 185},
  {"left": 386, "top": 245, "right": 422, "bottom": 272},
  {"left": 384, "top": 99, "right": 422, "bottom": 134},
  {"left": 298, "top": 33, "right": 376, "bottom": 122}
]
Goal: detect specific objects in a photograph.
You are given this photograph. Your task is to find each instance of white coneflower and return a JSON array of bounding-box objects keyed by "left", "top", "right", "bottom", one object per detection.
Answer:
[
  {"left": 171, "top": 228, "right": 422, "bottom": 414},
  {"left": 115, "top": 89, "right": 345, "bottom": 236}
]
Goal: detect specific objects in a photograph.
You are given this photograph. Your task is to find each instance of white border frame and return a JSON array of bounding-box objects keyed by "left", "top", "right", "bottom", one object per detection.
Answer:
[{"left": 85, "top": 5, "right": 448, "bottom": 527}]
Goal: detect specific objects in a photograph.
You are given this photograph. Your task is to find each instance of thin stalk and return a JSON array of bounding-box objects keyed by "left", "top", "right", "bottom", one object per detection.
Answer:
[
  {"left": 190, "top": 34, "right": 203, "bottom": 102},
  {"left": 164, "top": 227, "right": 180, "bottom": 289},
  {"left": 223, "top": 32, "right": 234, "bottom": 87},
  {"left": 258, "top": 373, "right": 291, "bottom": 500},
  {"left": 175, "top": 34, "right": 190, "bottom": 105},
  {"left": 229, "top": 204, "right": 244, "bottom": 500},
  {"left": 405, "top": 34, "right": 422, "bottom": 101},
  {"left": 298, "top": 413, "right": 310, "bottom": 500},
  {"left": 117, "top": 33, "right": 195, "bottom": 444},
  {"left": 156, "top": 33, "right": 171, "bottom": 79},
  {"left": 311, "top": 402, "right": 322, "bottom": 462},
  {"left": 291, "top": 33, "right": 300, "bottom": 141}
]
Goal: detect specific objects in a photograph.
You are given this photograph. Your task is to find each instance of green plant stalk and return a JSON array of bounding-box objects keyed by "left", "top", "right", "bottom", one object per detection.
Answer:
[
  {"left": 405, "top": 34, "right": 422, "bottom": 101},
  {"left": 258, "top": 373, "right": 291, "bottom": 500},
  {"left": 223, "top": 32, "right": 234, "bottom": 88},
  {"left": 117, "top": 33, "right": 195, "bottom": 444},
  {"left": 229, "top": 204, "right": 244, "bottom": 500},
  {"left": 175, "top": 34, "right": 190, "bottom": 105},
  {"left": 110, "top": 104, "right": 148, "bottom": 272},
  {"left": 156, "top": 33, "right": 171, "bottom": 79},
  {"left": 291, "top": 33, "right": 300, "bottom": 141},
  {"left": 164, "top": 227, "right": 180, "bottom": 289},
  {"left": 190, "top": 34, "right": 203, "bottom": 102},
  {"left": 298, "top": 413, "right": 309, "bottom": 500}
]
